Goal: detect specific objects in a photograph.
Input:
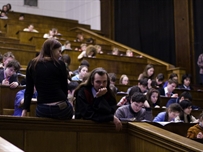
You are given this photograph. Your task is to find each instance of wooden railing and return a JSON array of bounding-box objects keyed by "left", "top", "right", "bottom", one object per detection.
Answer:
[{"left": 0, "top": 116, "right": 202, "bottom": 152}]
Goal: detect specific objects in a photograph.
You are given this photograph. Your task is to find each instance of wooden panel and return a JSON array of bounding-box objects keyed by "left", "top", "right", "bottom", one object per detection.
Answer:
[
  {"left": 128, "top": 122, "right": 203, "bottom": 152},
  {"left": 0, "top": 85, "right": 25, "bottom": 114},
  {"left": 0, "top": 47, "right": 37, "bottom": 66},
  {"left": 0, "top": 117, "right": 202, "bottom": 152},
  {"left": 0, "top": 41, "right": 35, "bottom": 51}
]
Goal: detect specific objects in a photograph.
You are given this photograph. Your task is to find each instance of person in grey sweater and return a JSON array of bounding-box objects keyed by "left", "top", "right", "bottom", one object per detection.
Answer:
[{"left": 115, "top": 92, "right": 153, "bottom": 121}]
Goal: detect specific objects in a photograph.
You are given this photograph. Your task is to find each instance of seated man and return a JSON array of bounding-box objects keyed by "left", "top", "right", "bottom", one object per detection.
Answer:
[
  {"left": 0, "top": 59, "right": 20, "bottom": 88},
  {"left": 126, "top": 78, "right": 148, "bottom": 94},
  {"left": 166, "top": 91, "right": 192, "bottom": 108},
  {"left": 74, "top": 67, "right": 122, "bottom": 131},
  {"left": 115, "top": 92, "right": 153, "bottom": 121},
  {"left": 23, "top": 24, "right": 39, "bottom": 33},
  {"left": 13, "top": 88, "right": 37, "bottom": 116},
  {"left": 159, "top": 78, "right": 178, "bottom": 97}
]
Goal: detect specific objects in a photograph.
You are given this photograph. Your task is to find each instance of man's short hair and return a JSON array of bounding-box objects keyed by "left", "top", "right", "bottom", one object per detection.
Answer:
[
  {"left": 168, "top": 78, "right": 178, "bottom": 86},
  {"left": 138, "top": 78, "right": 148, "bottom": 87},
  {"left": 179, "top": 91, "right": 192, "bottom": 101},
  {"left": 68, "top": 81, "right": 79, "bottom": 93},
  {"left": 131, "top": 92, "right": 146, "bottom": 103},
  {"left": 156, "top": 73, "right": 164, "bottom": 81},
  {"left": 108, "top": 73, "right": 117, "bottom": 82}
]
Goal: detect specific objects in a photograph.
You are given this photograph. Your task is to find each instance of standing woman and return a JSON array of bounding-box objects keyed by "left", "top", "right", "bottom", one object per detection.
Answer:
[{"left": 21, "top": 38, "right": 73, "bottom": 119}]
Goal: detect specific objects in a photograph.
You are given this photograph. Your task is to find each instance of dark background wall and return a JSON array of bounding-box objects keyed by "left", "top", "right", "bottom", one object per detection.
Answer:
[
  {"left": 193, "top": 0, "right": 203, "bottom": 84},
  {"left": 114, "top": 0, "right": 175, "bottom": 65}
]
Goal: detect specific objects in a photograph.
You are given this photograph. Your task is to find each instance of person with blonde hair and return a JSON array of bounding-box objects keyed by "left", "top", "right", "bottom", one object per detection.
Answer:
[
  {"left": 119, "top": 74, "right": 129, "bottom": 85},
  {"left": 77, "top": 45, "right": 97, "bottom": 60},
  {"left": 126, "top": 49, "right": 133, "bottom": 57}
]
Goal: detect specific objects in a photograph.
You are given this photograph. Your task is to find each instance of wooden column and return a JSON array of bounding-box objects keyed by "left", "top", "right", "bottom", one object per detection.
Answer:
[
  {"left": 174, "top": 0, "right": 195, "bottom": 82},
  {"left": 100, "top": 0, "right": 114, "bottom": 39}
]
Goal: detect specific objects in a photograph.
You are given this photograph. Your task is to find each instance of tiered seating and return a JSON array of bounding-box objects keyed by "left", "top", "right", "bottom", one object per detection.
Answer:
[{"left": 0, "top": 11, "right": 203, "bottom": 151}]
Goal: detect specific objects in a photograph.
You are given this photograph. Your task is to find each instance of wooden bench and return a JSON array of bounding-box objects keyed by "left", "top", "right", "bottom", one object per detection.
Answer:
[
  {"left": 0, "top": 47, "right": 37, "bottom": 65},
  {"left": 0, "top": 40, "right": 35, "bottom": 51},
  {"left": 0, "top": 85, "right": 25, "bottom": 115}
]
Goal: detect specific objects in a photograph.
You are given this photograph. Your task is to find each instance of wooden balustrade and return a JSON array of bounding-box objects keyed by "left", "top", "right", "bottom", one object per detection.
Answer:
[{"left": 0, "top": 116, "right": 202, "bottom": 152}]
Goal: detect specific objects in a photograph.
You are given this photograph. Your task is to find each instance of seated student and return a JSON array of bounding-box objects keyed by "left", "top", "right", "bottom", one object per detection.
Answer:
[
  {"left": 43, "top": 28, "right": 58, "bottom": 39},
  {"left": 163, "top": 73, "right": 178, "bottom": 88},
  {"left": 115, "top": 92, "right": 153, "bottom": 121},
  {"left": 75, "top": 43, "right": 87, "bottom": 52},
  {"left": 86, "top": 37, "right": 95, "bottom": 44},
  {"left": 0, "top": 10, "right": 8, "bottom": 19},
  {"left": 119, "top": 74, "right": 129, "bottom": 85},
  {"left": 175, "top": 100, "right": 198, "bottom": 123},
  {"left": 153, "top": 103, "right": 182, "bottom": 122},
  {"left": 74, "top": 67, "right": 122, "bottom": 131},
  {"left": 71, "top": 65, "right": 88, "bottom": 81},
  {"left": 77, "top": 45, "right": 97, "bottom": 60},
  {"left": 19, "top": 14, "right": 24, "bottom": 20},
  {"left": 138, "top": 64, "right": 155, "bottom": 81},
  {"left": 127, "top": 78, "right": 148, "bottom": 94},
  {"left": 117, "top": 86, "right": 140, "bottom": 106},
  {"left": 23, "top": 24, "right": 39, "bottom": 33},
  {"left": 126, "top": 49, "right": 133, "bottom": 57},
  {"left": 178, "top": 74, "right": 193, "bottom": 90},
  {"left": 60, "top": 54, "right": 72, "bottom": 81},
  {"left": 166, "top": 91, "right": 192, "bottom": 107},
  {"left": 72, "top": 59, "right": 90, "bottom": 75},
  {"left": 108, "top": 72, "right": 119, "bottom": 92},
  {"left": 159, "top": 78, "right": 178, "bottom": 98},
  {"left": 150, "top": 73, "right": 165, "bottom": 90},
  {"left": 67, "top": 81, "right": 79, "bottom": 114},
  {"left": 0, "top": 59, "right": 20, "bottom": 88},
  {"left": 2, "top": 51, "right": 15, "bottom": 68},
  {"left": 187, "top": 112, "right": 203, "bottom": 139},
  {"left": 112, "top": 47, "right": 119, "bottom": 55},
  {"left": 144, "top": 88, "right": 160, "bottom": 108},
  {"left": 138, "top": 64, "right": 155, "bottom": 89},
  {"left": 6, "top": 3, "right": 12, "bottom": 12},
  {"left": 13, "top": 88, "right": 37, "bottom": 116},
  {"left": 62, "top": 40, "right": 72, "bottom": 51},
  {"left": 94, "top": 45, "right": 103, "bottom": 54},
  {"left": 74, "top": 32, "right": 84, "bottom": 42},
  {"left": 1, "top": 5, "right": 8, "bottom": 13}
]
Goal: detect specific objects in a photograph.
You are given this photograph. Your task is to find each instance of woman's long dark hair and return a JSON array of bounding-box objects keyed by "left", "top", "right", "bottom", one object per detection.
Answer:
[{"left": 30, "top": 38, "right": 62, "bottom": 69}]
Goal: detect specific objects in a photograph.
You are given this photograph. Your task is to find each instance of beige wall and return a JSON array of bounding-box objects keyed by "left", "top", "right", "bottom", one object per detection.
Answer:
[{"left": 0, "top": 0, "right": 100, "bottom": 30}]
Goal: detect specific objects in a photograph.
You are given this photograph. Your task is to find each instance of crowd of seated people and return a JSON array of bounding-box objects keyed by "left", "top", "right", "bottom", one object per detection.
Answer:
[
  {"left": 0, "top": 3, "right": 11, "bottom": 19},
  {"left": 1, "top": 8, "right": 203, "bottom": 143}
]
